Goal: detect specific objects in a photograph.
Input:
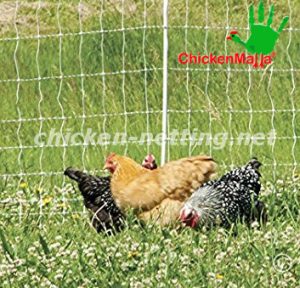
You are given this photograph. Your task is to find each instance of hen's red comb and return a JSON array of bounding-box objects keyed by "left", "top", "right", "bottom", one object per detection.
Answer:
[
  {"left": 145, "top": 154, "right": 155, "bottom": 161},
  {"left": 106, "top": 152, "right": 116, "bottom": 161},
  {"left": 230, "top": 30, "right": 238, "bottom": 35}
]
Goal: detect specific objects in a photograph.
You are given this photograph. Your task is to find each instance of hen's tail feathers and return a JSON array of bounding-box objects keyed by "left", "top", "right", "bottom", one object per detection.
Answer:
[
  {"left": 64, "top": 167, "right": 87, "bottom": 182},
  {"left": 192, "top": 155, "right": 217, "bottom": 176},
  {"left": 248, "top": 158, "right": 262, "bottom": 171}
]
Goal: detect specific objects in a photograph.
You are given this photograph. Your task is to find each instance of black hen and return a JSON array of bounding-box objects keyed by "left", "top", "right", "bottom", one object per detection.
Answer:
[
  {"left": 180, "top": 158, "right": 267, "bottom": 229},
  {"left": 64, "top": 168, "right": 125, "bottom": 234}
]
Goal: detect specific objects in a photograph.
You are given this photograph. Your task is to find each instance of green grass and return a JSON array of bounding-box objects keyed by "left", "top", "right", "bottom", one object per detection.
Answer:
[{"left": 0, "top": 0, "right": 300, "bottom": 287}]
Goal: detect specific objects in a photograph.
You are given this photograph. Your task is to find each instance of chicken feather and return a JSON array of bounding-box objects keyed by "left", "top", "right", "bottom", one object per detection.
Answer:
[{"left": 105, "top": 154, "right": 216, "bottom": 225}]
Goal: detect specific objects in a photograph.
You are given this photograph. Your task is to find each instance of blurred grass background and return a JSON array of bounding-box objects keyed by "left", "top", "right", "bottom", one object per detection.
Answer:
[{"left": 0, "top": 1, "right": 300, "bottom": 287}]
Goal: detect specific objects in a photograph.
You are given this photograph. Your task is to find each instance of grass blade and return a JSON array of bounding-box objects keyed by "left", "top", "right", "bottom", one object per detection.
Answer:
[
  {"left": 0, "top": 228, "right": 15, "bottom": 260},
  {"left": 38, "top": 234, "right": 51, "bottom": 256}
]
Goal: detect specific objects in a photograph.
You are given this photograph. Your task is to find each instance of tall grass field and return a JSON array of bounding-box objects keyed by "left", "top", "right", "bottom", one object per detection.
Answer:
[{"left": 0, "top": 1, "right": 299, "bottom": 287}]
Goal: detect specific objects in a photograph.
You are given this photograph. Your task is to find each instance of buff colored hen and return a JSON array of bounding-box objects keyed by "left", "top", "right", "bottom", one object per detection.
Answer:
[{"left": 104, "top": 153, "right": 217, "bottom": 226}]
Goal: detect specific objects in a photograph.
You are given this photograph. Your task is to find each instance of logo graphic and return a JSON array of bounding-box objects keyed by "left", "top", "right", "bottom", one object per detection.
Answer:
[
  {"left": 227, "top": 0, "right": 289, "bottom": 67},
  {"left": 177, "top": 0, "right": 289, "bottom": 68},
  {"left": 273, "top": 254, "right": 293, "bottom": 273}
]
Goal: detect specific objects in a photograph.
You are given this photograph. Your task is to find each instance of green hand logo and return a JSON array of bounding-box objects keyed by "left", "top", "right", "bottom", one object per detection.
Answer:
[{"left": 227, "top": 0, "right": 289, "bottom": 55}]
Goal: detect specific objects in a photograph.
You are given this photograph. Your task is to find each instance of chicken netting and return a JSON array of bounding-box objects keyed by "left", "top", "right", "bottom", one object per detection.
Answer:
[{"left": 0, "top": 0, "right": 299, "bottom": 219}]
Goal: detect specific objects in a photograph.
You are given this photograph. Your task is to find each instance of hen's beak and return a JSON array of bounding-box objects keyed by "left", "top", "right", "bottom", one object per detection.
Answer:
[
  {"left": 226, "top": 35, "right": 232, "bottom": 40},
  {"left": 180, "top": 207, "right": 200, "bottom": 228},
  {"left": 103, "top": 163, "right": 108, "bottom": 170},
  {"left": 180, "top": 207, "right": 193, "bottom": 222},
  {"left": 179, "top": 208, "right": 185, "bottom": 221}
]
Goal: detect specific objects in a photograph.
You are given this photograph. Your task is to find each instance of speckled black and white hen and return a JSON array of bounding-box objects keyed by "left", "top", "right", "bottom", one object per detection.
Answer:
[
  {"left": 64, "top": 168, "right": 125, "bottom": 234},
  {"left": 180, "top": 158, "right": 267, "bottom": 229}
]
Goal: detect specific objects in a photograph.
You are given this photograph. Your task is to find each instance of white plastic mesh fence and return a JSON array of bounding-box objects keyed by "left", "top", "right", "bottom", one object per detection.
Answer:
[{"left": 0, "top": 0, "right": 299, "bottom": 218}]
